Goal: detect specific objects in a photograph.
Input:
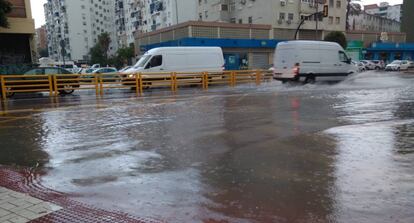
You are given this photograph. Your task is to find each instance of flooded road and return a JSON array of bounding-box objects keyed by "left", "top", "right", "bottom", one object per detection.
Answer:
[{"left": 0, "top": 71, "right": 413, "bottom": 222}]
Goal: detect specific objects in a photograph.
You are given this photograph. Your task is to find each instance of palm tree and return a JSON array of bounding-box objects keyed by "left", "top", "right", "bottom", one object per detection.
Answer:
[{"left": 98, "top": 32, "right": 111, "bottom": 61}]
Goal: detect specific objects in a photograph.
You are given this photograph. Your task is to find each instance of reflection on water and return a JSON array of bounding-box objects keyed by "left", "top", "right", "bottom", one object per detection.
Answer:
[
  {"left": 0, "top": 72, "right": 413, "bottom": 222},
  {"left": 326, "top": 80, "right": 414, "bottom": 222}
]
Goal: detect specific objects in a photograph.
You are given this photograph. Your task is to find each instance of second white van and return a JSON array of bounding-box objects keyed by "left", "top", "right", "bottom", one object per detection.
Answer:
[{"left": 272, "top": 41, "right": 357, "bottom": 83}]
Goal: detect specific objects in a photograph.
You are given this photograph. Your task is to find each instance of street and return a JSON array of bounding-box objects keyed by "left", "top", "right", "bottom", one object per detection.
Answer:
[{"left": 0, "top": 71, "right": 413, "bottom": 223}]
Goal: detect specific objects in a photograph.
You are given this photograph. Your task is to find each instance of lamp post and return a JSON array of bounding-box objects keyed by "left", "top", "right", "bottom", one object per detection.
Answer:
[{"left": 174, "top": 0, "right": 179, "bottom": 24}]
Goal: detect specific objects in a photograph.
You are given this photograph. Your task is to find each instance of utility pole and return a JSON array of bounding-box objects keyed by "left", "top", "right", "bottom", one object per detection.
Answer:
[
  {"left": 315, "top": 1, "right": 319, "bottom": 40},
  {"left": 175, "top": 0, "right": 179, "bottom": 24}
]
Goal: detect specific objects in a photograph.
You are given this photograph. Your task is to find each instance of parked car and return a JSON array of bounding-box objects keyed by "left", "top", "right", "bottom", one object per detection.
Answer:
[
  {"left": 272, "top": 41, "right": 357, "bottom": 83},
  {"left": 385, "top": 60, "right": 410, "bottom": 71},
  {"left": 2, "top": 67, "right": 79, "bottom": 97},
  {"left": 92, "top": 67, "right": 119, "bottom": 81},
  {"left": 92, "top": 67, "right": 118, "bottom": 74},
  {"left": 352, "top": 61, "right": 366, "bottom": 72},
  {"left": 370, "top": 60, "right": 385, "bottom": 70},
  {"left": 360, "top": 60, "right": 376, "bottom": 70},
  {"left": 119, "top": 66, "right": 131, "bottom": 73},
  {"left": 408, "top": 61, "right": 414, "bottom": 69}
]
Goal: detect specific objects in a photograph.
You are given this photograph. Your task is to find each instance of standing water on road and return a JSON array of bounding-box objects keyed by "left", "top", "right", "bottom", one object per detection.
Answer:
[{"left": 0, "top": 71, "right": 413, "bottom": 222}]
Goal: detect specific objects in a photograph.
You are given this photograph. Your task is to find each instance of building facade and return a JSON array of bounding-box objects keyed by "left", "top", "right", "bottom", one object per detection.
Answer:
[
  {"left": 364, "top": 2, "right": 402, "bottom": 22},
  {"left": 0, "top": 0, "right": 36, "bottom": 65},
  {"left": 135, "top": 21, "right": 277, "bottom": 70},
  {"left": 197, "top": 0, "right": 347, "bottom": 40},
  {"left": 36, "top": 25, "right": 47, "bottom": 50},
  {"left": 348, "top": 11, "right": 401, "bottom": 33},
  {"left": 402, "top": 0, "right": 414, "bottom": 42},
  {"left": 44, "top": 0, "right": 118, "bottom": 62},
  {"left": 139, "top": 0, "right": 198, "bottom": 33},
  {"left": 115, "top": 0, "right": 198, "bottom": 47}
]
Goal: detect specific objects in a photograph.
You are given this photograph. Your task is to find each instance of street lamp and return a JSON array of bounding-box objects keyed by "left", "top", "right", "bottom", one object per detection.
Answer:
[{"left": 174, "top": 0, "right": 179, "bottom": 24}]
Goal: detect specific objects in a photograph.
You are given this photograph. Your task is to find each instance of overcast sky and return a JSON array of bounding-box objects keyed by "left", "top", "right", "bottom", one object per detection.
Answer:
[{"left": 30, "top": 0, "right": 404, "bottom": 28}]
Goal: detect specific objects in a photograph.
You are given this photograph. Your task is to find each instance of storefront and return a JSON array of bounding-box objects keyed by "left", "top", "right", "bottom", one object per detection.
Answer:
[
  {"left": 366, "top": 42, "right": 414, "bottom": 63},
  {"left": 346, "top": 41, "right": 363, "bottom": 61}
]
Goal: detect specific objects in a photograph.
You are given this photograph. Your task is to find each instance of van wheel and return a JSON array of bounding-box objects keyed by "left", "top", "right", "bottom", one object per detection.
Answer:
[{"left": 305, "top": 75, "right": 315, "bottom": 84}]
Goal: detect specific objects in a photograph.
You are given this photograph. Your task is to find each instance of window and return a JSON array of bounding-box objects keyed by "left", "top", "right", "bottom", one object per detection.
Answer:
[
  {"left": 230, "top": 18, "right": 236, "bottom": 23},
  {"left": 335, "top": 17, "right": 340, "bottom": 24},
  {"left": 238, "top": 19, "right": 242, "bottom": 24},
  {"left": 204, "top": 10, "right": 208, "bottom": 18},
  {"left": 336, "top": 0, "right": 341, "bottom": 8},
  {"left": 329, "top": 0, "right": 333, "bottom": 7},
  {"left": 145, "top": 55, "right": 162, "bottom": 69},
  {"left": 328, "top": 16, "right": 333, "bottom": 24},
  {"left": 339, "top": 51, "right": 349, "bottom": 63},
  {"left": 288, "top": 13, "right": 294, "bottom": 21},
  {"left": 248, "top": 16, "right": 252, "bottom": 24},
  {"left": 279, "top": 12, "right": 285, "bottom": 20}
]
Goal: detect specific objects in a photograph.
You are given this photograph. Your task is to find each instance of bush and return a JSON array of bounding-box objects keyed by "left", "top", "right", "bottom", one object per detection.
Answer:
[{"left": 324, "top": 31, "right": 347, "bottom": 49}]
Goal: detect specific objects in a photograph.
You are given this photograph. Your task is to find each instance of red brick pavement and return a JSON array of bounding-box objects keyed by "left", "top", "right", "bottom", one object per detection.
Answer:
[{"left": 0, "top": 166, "right": 163, "bottom": 223}]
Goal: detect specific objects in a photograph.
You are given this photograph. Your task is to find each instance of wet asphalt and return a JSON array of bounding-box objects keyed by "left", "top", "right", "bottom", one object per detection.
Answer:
[{"left": 0, "top": 71, "right": 413, "bottom": 223}]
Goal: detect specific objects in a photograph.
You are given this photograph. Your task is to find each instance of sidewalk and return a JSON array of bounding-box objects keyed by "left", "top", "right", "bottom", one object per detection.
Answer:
[{"left": 0, "top": 166, "right": 162, "bottom": 223}]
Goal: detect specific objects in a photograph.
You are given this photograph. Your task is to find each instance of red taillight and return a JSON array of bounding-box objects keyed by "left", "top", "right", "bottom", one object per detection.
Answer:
[{"left": 293, "top": 63, "right": 300, "bottom": 76}]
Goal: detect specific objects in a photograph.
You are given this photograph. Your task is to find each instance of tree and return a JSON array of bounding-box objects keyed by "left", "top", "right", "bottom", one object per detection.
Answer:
[
  {"left": 89, "top": 33, "right": 111, "bottom": 65},
  {"left": 117, "top": 44, "right": 135, "bottom": 65},
  {"left": 324, "top": 31, "right": 347, "bottom": 49},
  {"left": 89, "top": 45, "right": 106, "bottom": 65},
  {"left": 105, "top": 44, "right": 135, "bottom": 68},
  {"left": 98, "top": 32, "right": 111, "bottom": 60},
  {"left": 346, "top": 0, "right": 361, "bottom": 31},
  {"left": 0, "top": 0, "right": 12, "bottom": 28}
]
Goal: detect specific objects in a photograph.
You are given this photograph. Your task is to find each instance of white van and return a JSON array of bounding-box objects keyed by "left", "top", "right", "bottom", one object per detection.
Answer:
[
  {"left": 125, "top": 47, "right": 225, "bottom": 75},
  {"left": 273, "top": 41, "right": 357, "bottom": 83}
]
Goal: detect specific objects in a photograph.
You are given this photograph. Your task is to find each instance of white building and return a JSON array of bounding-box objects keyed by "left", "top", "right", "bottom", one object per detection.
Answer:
[
  {"left": 197, "top": 0, "right": 347, "bottom": 40},
  {"left": 364, "top": 2, "right": 402, "bottom": 22},
  {"left": 44, "top": 0, "right": 118, "bottom": 62},
  {"left": 114, "top": 0, "right": 197, "bottom": 46},
  {"left": 349, "top": 11, "right": 400, "bottom": 33},
  {"left": 139, "top": 0, "right": 198, "bottom": 33}
]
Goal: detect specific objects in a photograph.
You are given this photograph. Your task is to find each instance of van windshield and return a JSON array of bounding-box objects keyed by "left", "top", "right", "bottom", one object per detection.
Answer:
[{"left": 134, "top": 55, "right": 151, "bottom": 68}]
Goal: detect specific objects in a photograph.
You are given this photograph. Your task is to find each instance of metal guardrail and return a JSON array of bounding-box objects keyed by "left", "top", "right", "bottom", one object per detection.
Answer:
[{"left": 0, "top": 70, "right": 272, "bottom": 100}]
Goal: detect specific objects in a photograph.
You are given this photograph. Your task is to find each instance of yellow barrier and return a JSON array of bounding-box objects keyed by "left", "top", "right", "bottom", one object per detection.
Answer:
[
  {"left": 1, "top": 74, "right": 53, "bottom": 100},
  {"left": 0, "top": 70, "right": 272, "bottom": 100}
]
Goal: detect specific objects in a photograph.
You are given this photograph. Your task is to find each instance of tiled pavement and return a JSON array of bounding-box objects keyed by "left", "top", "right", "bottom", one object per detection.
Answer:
[
  {"left": 0, "top": 187, "right": 61, "bottom": 223},
  {"left": 0, "top": 167, "right": 162, "bottom": 223}
]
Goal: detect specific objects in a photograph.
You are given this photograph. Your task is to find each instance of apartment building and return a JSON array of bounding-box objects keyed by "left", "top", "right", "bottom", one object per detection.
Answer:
[
  {"left": 115, "top": 0, "right": 198, "bottom": 47},
  {"left": 0, "top": 0, "right": 36, "bottom": 65},
  {"left": 402, "top": 0, "right": 414, "bottom": 42},
  {"left": 139, "top": 0, "right": 198, "bottom": 33},
  {"left": 364, "top": 2, "right": 402, "bottom": 22},
  {"left": 36, "top": 25, "right": 47, "bottom": 50},
  {"left": 197, "top": 0, "right": 347, "bottom": 40},
  {"left": 44, "top": 0, "right": 118, "bottom": 62},
  {"left": 349, "top": 11, "right": 400, "bottom": 33}
]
